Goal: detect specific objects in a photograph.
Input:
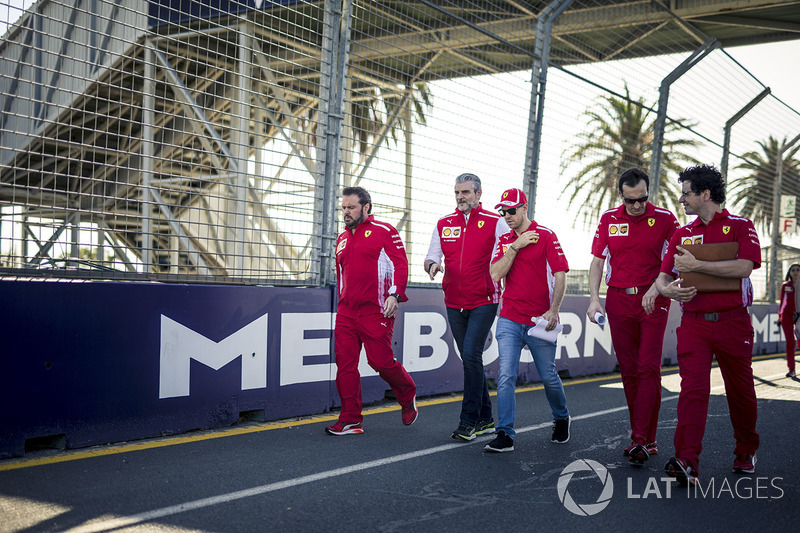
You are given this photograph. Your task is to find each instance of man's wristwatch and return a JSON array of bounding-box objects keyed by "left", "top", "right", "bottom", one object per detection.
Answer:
[{"left": 390, "top": 293, "right": 401, "bottom": 302}]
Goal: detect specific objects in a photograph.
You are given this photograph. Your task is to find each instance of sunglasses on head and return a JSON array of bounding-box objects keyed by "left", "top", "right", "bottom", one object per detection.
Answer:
[
  {"left": 623, "top": 195, "right": 648, "bottom": 205},
  {"left": 498, "top": 207, "right": 519, "bottom": 216}
]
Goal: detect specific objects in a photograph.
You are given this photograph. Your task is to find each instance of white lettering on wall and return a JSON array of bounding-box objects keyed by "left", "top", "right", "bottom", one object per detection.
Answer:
[
  {"left": 280, "top": 313, "right": 334, "bottom": 386},
  {"left": 159, "top": 314, "right": 267, "bottom": 399},
  {"left": 583, "top": 316, "right": 613, "bottom": 359},
  {"left": 557, "top": 312, "right": 583, "bottom": 360},
  {"left": 403, "top": 312, "right": 450, "bottom": 372}
]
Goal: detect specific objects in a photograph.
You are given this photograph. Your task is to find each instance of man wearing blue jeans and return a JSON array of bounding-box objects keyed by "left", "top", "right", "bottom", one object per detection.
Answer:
[
  {"left": 487, "top": 188, "right": 571, "bottom": 452},
  {"left": 425, "top": 173, "right": 508, "bottom": 441}
]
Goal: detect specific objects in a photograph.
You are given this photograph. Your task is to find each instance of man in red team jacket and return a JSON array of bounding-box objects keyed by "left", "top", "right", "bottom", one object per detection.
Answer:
[
  {"left": 424, "top": 173, "right": 508, "bottom": 441},
  {"left": 656, "top": 164, "right": 761, "bottom": 486},
  {"left": 587, "top": 168, "right": 679, "bottom": 466},
  {"left": 326, "top": 186, "right": 418, "bottom": 436}
]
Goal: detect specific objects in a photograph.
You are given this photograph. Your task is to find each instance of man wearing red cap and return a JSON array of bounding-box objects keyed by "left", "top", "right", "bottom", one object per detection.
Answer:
[
  {"left": 486, "top": 188, "right": 571, "bottom": 452},
  {"left": 587, "top": 168, "right": 680, "bottom": 466},
  {"left": 327, "top": 186, "right": 418, "bottom": 436},
  {"left": 424, "top": 173, "right": 508, "bottom": 441}
]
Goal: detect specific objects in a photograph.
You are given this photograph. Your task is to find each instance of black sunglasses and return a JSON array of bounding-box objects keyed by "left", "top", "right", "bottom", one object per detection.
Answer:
[
  {"left": 623, "top": 195, "right": 648, "bottom": 205},
  {"left": 498, "top": 207, "right": 519, "bottom": 216}
]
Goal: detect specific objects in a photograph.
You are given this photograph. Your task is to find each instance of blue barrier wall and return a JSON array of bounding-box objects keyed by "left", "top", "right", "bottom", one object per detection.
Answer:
[{"left": 0, "top": 280, "right": 781, "bottom": 458}]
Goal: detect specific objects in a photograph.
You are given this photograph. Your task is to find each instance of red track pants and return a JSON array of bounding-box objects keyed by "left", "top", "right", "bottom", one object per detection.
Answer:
[
  {"left": 334, "top": 311, "right": 416, "bottom": 424},
  {"left": 780, "top": 318, "right": 796, "bottom": 373},
  {"left": 674, "top": 310, "right": 759, "bottom": 473},
  {"left": 606, "top": 288, "right": 669, "bottom": 445}
]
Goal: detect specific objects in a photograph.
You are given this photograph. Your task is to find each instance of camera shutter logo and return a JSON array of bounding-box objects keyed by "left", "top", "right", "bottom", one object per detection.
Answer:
[{"left": 557, "top": 459, "right": 614, "bottom": 516}]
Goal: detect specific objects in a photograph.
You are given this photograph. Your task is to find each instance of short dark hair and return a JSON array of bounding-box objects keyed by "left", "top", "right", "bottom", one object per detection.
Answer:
[
  {"left": 618, "top": 168, "right": 649, "bottom": 194},
  {"left": 342, "top": 186, "right": 372, "bottom": 214},
  {"left": 679, "top": 164, "right": 726, "bottom": 204},
  {"left": 455, "top": 173, "right": 481, "bottom": 194},
  {"left": 786, "top": 263, "right": 800, "bottom": 281}
]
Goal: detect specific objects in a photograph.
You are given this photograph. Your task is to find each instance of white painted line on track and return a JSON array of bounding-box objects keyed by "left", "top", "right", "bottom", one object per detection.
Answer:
[{"left": 64, "top": 372, "right": 788, "bottom": 533}]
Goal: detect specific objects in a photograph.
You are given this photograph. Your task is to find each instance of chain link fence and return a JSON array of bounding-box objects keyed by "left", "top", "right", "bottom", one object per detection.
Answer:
[{"left": 2, "top": 0, "right": 799, "bottom": 299}]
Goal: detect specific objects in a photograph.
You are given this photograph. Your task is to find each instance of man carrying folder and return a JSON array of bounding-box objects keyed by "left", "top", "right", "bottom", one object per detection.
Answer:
[{"left": 655, "top": 164, "right": 761, "bottom": 487}]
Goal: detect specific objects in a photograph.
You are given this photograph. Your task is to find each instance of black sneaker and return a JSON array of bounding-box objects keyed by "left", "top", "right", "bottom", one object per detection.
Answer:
[
  {"left": 552, "top": 417, "right": 570, "bottom": 443},
  {"left": 474, "top": 419, "right": 495, "bottom": 436},
  {"left": 451, "top": 422, "right": 476, "bottom": 441},
  {"left": 484, "top": 431, "right": 514, "bottom": 452},
  {"left": 628, "top": 444, "right": 649, "bottom": 466}
]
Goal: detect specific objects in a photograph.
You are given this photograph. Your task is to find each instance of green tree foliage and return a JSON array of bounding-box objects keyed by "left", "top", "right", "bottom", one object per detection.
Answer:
[
  {"left": 560, "top": 86, "right": 699, "bottom": 227},
  {"left": 727, "top": 135, "right": 800, "bottom": 236}
]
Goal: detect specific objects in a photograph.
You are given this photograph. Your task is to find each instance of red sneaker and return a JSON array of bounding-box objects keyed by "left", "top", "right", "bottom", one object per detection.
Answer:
[
  {"left": 623, "top": 441, "right": 658, "bottom": 456},
  {"left": 401, "top": 397, "right": 418, "bottom": 425},
  {"left": 665, "top": 457, "right": 699, "bottom": 487},
  {"left": 325, "top": 420, "right": 364, "bottom": 436},
  {"left": 628, "top": 444, "right": 649, "bottom": 466},
  {"left": 732, "top": 453, "right": 757, "bottom": 474}
]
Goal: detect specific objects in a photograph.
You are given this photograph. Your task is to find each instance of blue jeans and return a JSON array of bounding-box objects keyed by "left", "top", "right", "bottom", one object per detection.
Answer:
[
  {"left": 495, "top": 316, "right": 569, "bottom": 438},
  {"left": 446, "top": 304, "right": 497, "bottom": 426}
]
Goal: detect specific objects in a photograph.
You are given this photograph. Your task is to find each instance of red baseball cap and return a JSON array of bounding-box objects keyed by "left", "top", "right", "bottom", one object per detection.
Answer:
[{"left": 495, "top": 188, "right": 528, "bottom": 209}]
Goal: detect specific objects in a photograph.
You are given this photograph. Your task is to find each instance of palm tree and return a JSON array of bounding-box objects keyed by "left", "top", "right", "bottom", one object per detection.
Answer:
[
  {"left": 559, "top": 85, "right": 699, "bottom": 227},
  {"left": 727, "top": 135, "right": 800, "bottom": 236}
]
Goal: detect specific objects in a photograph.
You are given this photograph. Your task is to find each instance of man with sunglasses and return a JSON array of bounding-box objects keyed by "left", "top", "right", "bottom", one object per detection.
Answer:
[
  {"left": 485, "top": 188, "right": 570, "bottom": 452},
  {"left": 655, "top": 164, "right": 760, "bottom": 487},
  {"left": 424, "top": 173, "right": 509, "bottom": 441},
  {"left": 587, "top": 168, "right": 679, "bottom": 466}
]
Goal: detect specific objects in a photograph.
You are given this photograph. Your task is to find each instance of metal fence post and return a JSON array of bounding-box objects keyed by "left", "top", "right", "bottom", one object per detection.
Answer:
[
  {"left": 649, "top": 38, "right": 718, "bottom": 200},
  {"left": 523, "top": 0, "right": 572, "bottom": 220},
  {"left": 768, "top": 131, "right": 800, "bottom": 301},
  {"left": 314, "top": 0, "right": 352, "bottom": 287},
  {"left": 720, "top": 88, "right": 770, "bottom": 182},
  {"left": 141, "top": 42, "right": 155, "bottom": 272}
]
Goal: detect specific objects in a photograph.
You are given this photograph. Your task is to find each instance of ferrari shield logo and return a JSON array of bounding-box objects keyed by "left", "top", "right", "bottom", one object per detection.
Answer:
[
  {"left": 478, "top": 220, "right": 485, "bottom": 228},
  {"left": 723, "top": 226, "right": 731, "bottom": 234},
  {"left": 532, "top": 235, "right": 539, "bottom": 243},
  {"left": 365, "top": 230, "right": 372, "bottom": 237},
  {"left": 648, "top": 218, "right": 655, "bottom": 227}
]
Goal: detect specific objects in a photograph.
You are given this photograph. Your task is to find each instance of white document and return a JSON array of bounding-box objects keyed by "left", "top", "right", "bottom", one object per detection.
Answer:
[{"left": 526, "top": 318, "right": 563, "bottom": 343}]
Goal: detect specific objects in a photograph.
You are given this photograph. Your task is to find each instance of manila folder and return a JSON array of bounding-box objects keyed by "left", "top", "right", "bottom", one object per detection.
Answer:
[{"left": 679, "top": 242, "right": 740, "bottom": 293}]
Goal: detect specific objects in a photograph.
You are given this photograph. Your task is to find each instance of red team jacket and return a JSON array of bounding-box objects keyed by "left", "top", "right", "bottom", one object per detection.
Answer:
[
  {"left": 434, "top": 206, "right": 504, "bottom": 310},
  {"left": 591, "top": 202, "right": 679, "bottom": 288},
  {"left": 491, "top": 221, "right": 569, "bottom": 324},
  {"left": 335, "top": 215, "right": 409, "bottom": 318},
  {"left": 660, "top": 209, "right": 761, "bottom": 313},
  {"left": 779, "top": 280, "right": 795, "bottom": 322}
]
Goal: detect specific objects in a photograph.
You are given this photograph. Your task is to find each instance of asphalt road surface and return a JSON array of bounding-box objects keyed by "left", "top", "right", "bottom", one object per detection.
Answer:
[{"left": 1, "top": 355, "right": 798, "bottom": 533}]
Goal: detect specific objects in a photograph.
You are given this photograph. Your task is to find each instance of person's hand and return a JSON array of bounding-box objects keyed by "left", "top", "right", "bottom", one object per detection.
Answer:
[
  {"left": 513, "top": 231, "right": 539, "bottom": 250},
  {"left": 587, "top": 300, "right": 604, "bottom": 323},
  {"left": 674, "top": 246, "right": 700, "bottom": 273},
  {"left": 660, "top": 278, "right": 697, "bottom": 302},
  {"left": 642, "top": 285, "right": 659, "bottom": 314},
  {"left": 542, "top": 308, "right": 559, "bottom": 331},
  {"left": 383, "top": 295, "right": 399, "bottom": 318},
  {"left": 427, "top": 263, "right": 443, "bottom": 280}
]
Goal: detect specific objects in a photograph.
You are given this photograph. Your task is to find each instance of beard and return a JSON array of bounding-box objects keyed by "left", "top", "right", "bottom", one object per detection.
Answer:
[
  {"left": 457, "top": 199, "right": 476, "bottom": 213},
  {"left": 344, "top": 208, "right": 365, "bottom": 229}
]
